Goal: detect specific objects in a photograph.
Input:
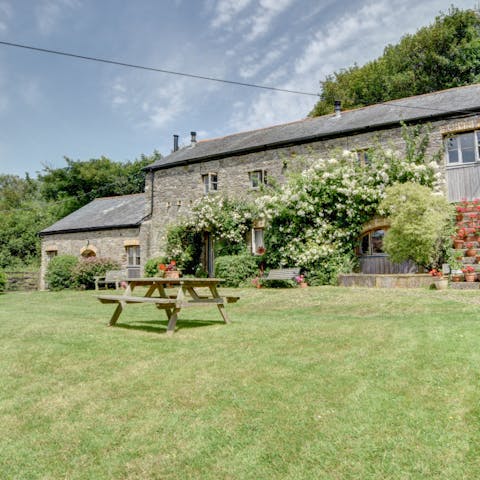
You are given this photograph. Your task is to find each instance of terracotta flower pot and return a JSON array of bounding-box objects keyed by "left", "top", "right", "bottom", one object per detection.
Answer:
[
  {"left": 165, "top": 270, "right": 180, "bottom": 279},
  {"left": 465, "top": 273, "right": 477, "bottom": 282},
  {"left": 451, "top": 274, "right": 462, "bottom": 282},
  {"left": 453, "top": 239, "right": 464, "bottom": 249},
  {"left": 466, "top": 248, "right": 477, "bottom": 257},
  {"left": 434, "top": 278, "right": 449, "bottom": 290}
]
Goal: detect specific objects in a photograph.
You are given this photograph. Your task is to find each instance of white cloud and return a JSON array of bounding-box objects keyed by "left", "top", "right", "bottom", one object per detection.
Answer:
[
  {"left": 244, "top": 0, "right": 295, "bottom": 41},
  {"left": 211, "top": 0, "right": 253, "bottom": 28},
  {"left": 239, "top": 48, "right": 284, "bottom": 79},
  {"left": 35, "top": 0, "right": 82, "bottom": 35},
  {"left": 107, "top": 74, "right": 189, "bottom": 131},
  {"left": 20, "top": 79, "right": 44, "bottom": 107},
  {"left": 0, "top": 1, "right": 12, "bottom": 32},
  {"left": 228, "top": 89, "right": 313, "bottom": 133},
  {"left": 226, "top": 0, "right": 473, "bottom": 137},
  {"left": 295, "top": 1, "right": 393, "bottom": 75}
]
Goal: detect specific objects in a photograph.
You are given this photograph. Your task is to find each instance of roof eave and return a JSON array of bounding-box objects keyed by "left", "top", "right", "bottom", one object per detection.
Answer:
[{"left": 39, "top": 221, "right": 144, "bottom": 237}]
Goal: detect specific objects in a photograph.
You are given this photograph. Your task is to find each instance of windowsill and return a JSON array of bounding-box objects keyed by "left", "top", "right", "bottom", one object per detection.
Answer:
[{"left": 446, "top": 162, "right": 480, "bottom": 170}]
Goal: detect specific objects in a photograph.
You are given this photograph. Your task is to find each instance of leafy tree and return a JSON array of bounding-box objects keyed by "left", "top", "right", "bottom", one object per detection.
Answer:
[
  {"left": 0, "top": 270, "right": 6, "bottom": 292},
  {"left": 311, "top": 7, "right": 480, "bottom": 116},
  {"left": 379, "top": 182, "right": 454, "bottom": 269},
  {"left": 38, "top": 151, "right": 161, "bottom": 216},
  {"left": 0, "top": 174, "right": 38, "bottom": 210},
  {"left": 0, "top": 174, "right": 58, "bottom": 269}
]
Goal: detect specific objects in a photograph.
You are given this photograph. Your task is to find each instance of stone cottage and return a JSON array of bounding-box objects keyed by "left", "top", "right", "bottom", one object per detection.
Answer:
[
  {"left": 39, "top": 194, "right": 148, "bottom": 289},
  {"left": 40, "top": 83, "right": 480, "bottom": 286}
]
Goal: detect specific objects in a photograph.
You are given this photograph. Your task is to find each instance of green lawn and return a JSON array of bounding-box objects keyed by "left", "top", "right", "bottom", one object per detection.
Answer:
[{"left": 1, "top": 286, "right": 480, "bottom": 479}]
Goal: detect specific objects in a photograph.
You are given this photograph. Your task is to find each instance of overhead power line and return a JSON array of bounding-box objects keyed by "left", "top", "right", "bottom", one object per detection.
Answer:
[
  {"left": 0, "top": 40, "right": 320, "bottom": 97},
  {"left": 0, "top": 40, "right": 478, "bottom": 116}
]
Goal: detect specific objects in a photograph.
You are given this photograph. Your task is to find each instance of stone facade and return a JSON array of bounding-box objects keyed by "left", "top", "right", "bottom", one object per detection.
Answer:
[
  {"left": 144, "top": 116, "right": 462, "bottom": 260},
  {"left": 39, "top": 87, "right": 480, "bottom": 287},
  {"left": 40, "top": 227, "right": 144, "bottom": 290}
]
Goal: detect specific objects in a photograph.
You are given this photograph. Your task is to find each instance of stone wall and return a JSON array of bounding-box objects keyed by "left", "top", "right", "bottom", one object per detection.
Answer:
[
  {"left": 145, "top": 115, "right": 464, "bottom": 258},
  {"left": 40, "top": 227, "right": 141, "bottom": 290},
  {"left": 6, "top": 271, "right": 39, "bottom": 291}
]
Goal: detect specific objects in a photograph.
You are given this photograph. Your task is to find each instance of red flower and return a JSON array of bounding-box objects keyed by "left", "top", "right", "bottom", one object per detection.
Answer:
[{"left": 158, "top": 263, "right": 166, "bottom": 271}]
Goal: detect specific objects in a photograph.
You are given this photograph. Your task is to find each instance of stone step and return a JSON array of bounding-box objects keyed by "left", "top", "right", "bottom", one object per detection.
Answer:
[{"left": 449, "top": 282, "right": 480, "bottom": 290}]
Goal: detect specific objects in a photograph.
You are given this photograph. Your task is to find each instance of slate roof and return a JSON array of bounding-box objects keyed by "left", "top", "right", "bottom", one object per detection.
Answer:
[
  {"left": 147, "top": 83, "right": 480, "bottom": 171},
  {"left": 40, "top": 193, "right": 148, "bottom": 235}
]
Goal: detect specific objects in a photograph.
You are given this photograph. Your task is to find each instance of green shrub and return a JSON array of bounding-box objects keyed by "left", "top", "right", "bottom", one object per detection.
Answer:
[
  {"left": 45, "top": 255, "right": 79, "bottom": 291},
  {"left": 144, "top": 256, "right": 168, "bottom": 277},
  {"left": 380, "top": 182, "right": 454, "bottom": 269},
  {"left": 72, "top": 257, "right": 120, "bottom": 289},
  {"left": 214, "top": 254, "right": 259, "bottom": 287},
  {"left": 166, "top": 225, "right": 203, "bottom": 275},
  {"left": 0, "top": 270, "right": 7, "bottom": 292},
  {"left": 305, "top": 252, "right": 357, "bottom": 286}
]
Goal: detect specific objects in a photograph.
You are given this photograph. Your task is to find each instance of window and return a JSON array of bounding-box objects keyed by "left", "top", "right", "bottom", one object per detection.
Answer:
[
  {"left": 252, "top": 228, "right": 265, "bottom": 254},
  {"left": 446, "top": 131, "right": 480, "bottom": 164},
  {"left": 127, "top": 245, "right": 141, "bottom": 267},
  {"left": 356, "top": 149, "right": 370, "bottom": 166},
  {"left": 250, "top": 170, "right": 267, "bottom": 188},
  {"left": 359, "top": 228, "right": 386, "bottom": 255},
  {"left": 46, "top": 250, "right": 57, "bottom": 263},
  {"left": 202, "top": 173, "right": 218, "bottom": 193}
]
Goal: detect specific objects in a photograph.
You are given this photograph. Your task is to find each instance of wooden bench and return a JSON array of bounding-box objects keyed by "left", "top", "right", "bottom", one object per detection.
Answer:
[
  {"left": 264, "top": 268, "right": 301, "bottom": 281},
  {"left": 97, "top": 294, "right": 178, "bottom": 326},
  {"left": 94, "top": 270, "right": 125, "bottom": 290}
]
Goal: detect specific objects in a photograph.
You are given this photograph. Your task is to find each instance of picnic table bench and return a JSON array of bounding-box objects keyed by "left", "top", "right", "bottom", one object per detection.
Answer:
[
  {"left": 94, "top": 270, "right": 125, "bottom": 290},
  {"left": 97, "top": 277, "right": 239, "bottom": 335}
]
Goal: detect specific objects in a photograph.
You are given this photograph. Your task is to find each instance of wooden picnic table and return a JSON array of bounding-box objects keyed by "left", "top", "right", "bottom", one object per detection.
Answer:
[{"left": 97, "top": 277, "right": 239, "bottom": 335}]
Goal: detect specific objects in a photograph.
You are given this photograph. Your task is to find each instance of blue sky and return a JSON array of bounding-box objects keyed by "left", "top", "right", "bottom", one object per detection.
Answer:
[{"left": 0, "top": 0, "right": 476, "bottom": 177}]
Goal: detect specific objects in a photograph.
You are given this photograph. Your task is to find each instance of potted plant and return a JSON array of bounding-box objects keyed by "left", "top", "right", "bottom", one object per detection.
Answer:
[
  {"left": 429, "top": 269, "right": 448, "bottom": 290},
  {"left": 158, "top": 260, "right": 181, "bottom": 279},
  {"left": 455, "top": 204, "right": 465, "bottom": 221},
  {"left": 462, "top": 265, "right": 477, "bottom": 282},
  {"left": 295, "top": 274, "right": 308, "bottom": 288},
  {"left": 465, "top": 242, "right": 477, "bottom": 257},
  {"left": 450, "top": 270, "right": 464, "bottom": 282},
  {"left": 454, "top": 228, "right": 466, "bottom": 249}
]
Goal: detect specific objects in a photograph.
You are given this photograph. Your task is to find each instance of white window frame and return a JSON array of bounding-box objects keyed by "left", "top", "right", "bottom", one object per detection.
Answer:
[
  {"left": 126, "top": 245, "right": 141, "bottom": 267},
  {"left": 202, "top": 173, "right": 218, "bottom": 193},
  {"left": 445, "top": 130, "right": 480, "bottom": 165},
  {"left": 355, "top": 149, "right": 370, "bottom": 166},
  {"left": 251, "top": 227, "right": 265, "bottom": 255},
  {"left": 249, "top": 169, "right": 267, "bottom": 189}
]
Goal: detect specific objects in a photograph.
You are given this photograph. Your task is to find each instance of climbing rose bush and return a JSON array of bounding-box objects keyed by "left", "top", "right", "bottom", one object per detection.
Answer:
[
  {"left": 169, "top": 195, "right": 257, "bottom": 251},
  {"left": 256, "top": 145, "right": 443, "bottom": 276}
]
